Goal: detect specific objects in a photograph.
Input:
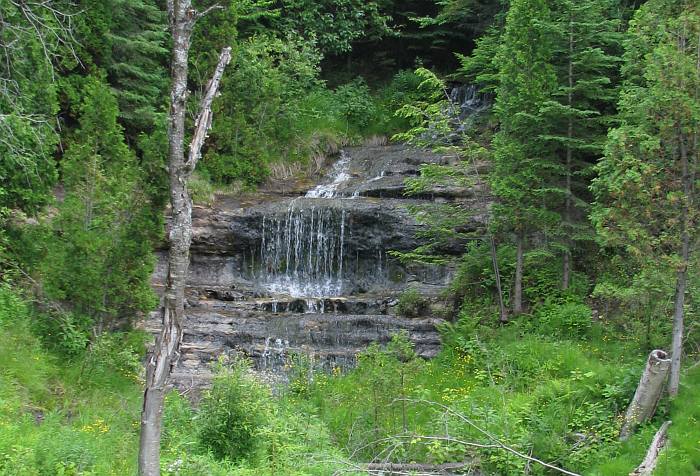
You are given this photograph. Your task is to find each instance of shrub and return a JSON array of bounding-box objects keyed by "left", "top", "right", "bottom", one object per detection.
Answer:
[
  {"left": 334, "top": 77, "right": 376, "bottom": 130},
  {"left": 396, "top": 287, "right": 430, "bottom": 318},
  {"left": 197, "top": 358, "right": 272, "bottom": 462},
  {"left": 534, "top": 302, "right": 593, "bottom": 338}
]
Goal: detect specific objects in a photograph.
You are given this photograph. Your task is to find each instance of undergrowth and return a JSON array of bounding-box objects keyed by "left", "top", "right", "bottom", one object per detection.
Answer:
[{"left": 1, "top": 283, "right": 698, "bottom": 475}]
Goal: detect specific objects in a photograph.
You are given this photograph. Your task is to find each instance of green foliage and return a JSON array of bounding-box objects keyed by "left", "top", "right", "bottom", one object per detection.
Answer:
[
  {"left": 533, "top": 301, "right": 593, "bottom": 338},
  {"left": 200, "top": 35, "right": 329, "bottom": 187},
  {"left": 197, "top": 359, "right": 273, "bottom": 462},
  {"left": 31, "top": 311, "right": 91, "bottom": 358},
  {"left": 105, "top": 0, "right": 168, "bottom": 134},
  {"left": 39, "top": 78, "right": 158, "bottom": 330},
  {"left": 396, "top": 287, "right": 430, "bottom": 318},
  {"left": 334, "top": 78, "right": 376, "bottom": 130},
  {"left": 591, "top": 0, "right": 699, "bottom": 268},
  {"left": 273, "top": 0, "right": 394, "bottom": 55},
  {"left": 455, "top": 24, "right": 502, "bottom": 93},
  {"left": 491, "top": 0, "right": 558, "bottom": 239},
  {"left": 306, "top": 316, "right": 666, "bottom": 474},
  {"left": 392, "top": 68, "right": 453, "bottom": 146},
  {"left": 0, "top": 286, "right": 144, "bottom": 476},
  {"left": 305, "top": 333, "right": 426, "bottom": 459},
  {"left": 0, "top": 1, "right": 64, "bottom": 214}
]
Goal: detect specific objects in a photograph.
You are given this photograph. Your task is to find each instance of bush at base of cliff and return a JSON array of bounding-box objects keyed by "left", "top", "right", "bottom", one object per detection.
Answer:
[
  {"left": 396, "top": 287, "right": 430, "bottom": 318},
  {"left": 196, "top": 359, "right": 272, "bottom": 462}
]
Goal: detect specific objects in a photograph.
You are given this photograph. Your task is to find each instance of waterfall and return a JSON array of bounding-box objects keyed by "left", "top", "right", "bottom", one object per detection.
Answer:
[
  {"left": 448, "top": 83, "right": 492, "bottom": 120},
  {"left": 305, "top": 150, "right": 352, "bottom": 198},
  {"left": 257, "top": 199, "right": 348, "bottom": 297}
]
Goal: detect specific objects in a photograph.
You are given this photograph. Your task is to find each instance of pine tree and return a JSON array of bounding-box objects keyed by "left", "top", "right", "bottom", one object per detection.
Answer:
[
  {"left": 591, "top": 0, "right": 699, "bottom": 396},
  {"left": 542, "top": 0, "right": 622, "bottom": 289},
  {"left": 42, "top": 78, "right": 158, "bottom": 330},
  {"left": 106, "top": 0, "right": 168, "bottom": 135},
  {"left": 491, "top": 0, "right": 558, "bottom": 314}
]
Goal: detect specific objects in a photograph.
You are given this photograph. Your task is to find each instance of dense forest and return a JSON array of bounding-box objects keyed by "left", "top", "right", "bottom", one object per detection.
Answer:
[{"left": 0, "top": 0, "right": 698, "bottom": 475}]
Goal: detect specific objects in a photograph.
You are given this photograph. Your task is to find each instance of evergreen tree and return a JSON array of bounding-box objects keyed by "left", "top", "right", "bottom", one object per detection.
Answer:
[
  {"left": 106, "top": 0, "right": 169, "bottom": 135},
  {"left": 42, "top": 78, "right": 158, "bottom": 331},
  {"left": 591, "top": 0, "right": 699, "bottom": 396},
  {"left": 491, "top": 0, "right": 557, "bottom": 314},
  {"left": 0, "top": 1, "right": 72, "bottom": 213},
  {"left": 542, "top": 0, "right": 622, "bottom": 289}
]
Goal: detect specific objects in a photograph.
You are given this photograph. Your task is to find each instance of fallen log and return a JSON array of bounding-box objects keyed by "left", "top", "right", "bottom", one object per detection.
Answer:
[
  {"left": 620, "top": 349, "right": 671, "bottom": 440},
  {"left": 363, "top": 461, "right": 475, "bottom": 475},
  {"left": 630, "top": 421, "right": 671, "bottom": 476}
]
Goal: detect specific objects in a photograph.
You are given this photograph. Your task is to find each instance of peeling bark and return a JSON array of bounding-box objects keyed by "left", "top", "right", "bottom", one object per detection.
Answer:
[
  {"left": 137, "top": 2, "right": 231, "bottom": 474},
  {"left": 620, "top": 350, "right": 671, "bottom": 440},
  {"left": 513, "top": 231, "right": 524, "bottom": 315},
  {"left": 668, "top": 129, "right": 691, "bottom": 398},
  {"left": 630, "top": 421, "right": 671, "bottom": 476}
]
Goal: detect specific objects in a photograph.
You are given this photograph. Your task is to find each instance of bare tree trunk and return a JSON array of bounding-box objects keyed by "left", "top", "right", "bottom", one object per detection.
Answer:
[
  {"left": 630, "top": 421, "right": 671, "bottom": 476},
  {"left": 668, "top": 130, "right": 691, "bottom": 398},
  {"left": 563, "top": 19, "right": 574, "bottom": 291},
  {"left": 620, "top": 350, "right": 671, "bottom": 440},
  {"left": 490, "top": 236, "right": 508, "bottom": 323},
  {"left": 138, "top": 2, "right": 231, "bottom": 474},
  {"left": 513, "top": 231, "right": 524, "bottom": 315}
]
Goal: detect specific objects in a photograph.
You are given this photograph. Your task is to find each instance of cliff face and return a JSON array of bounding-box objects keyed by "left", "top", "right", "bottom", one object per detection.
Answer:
[{"left": 148, "top": 144, "right": 490, "bottom": 390}]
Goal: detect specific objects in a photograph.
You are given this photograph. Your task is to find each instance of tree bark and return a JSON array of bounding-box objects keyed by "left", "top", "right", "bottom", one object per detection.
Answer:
[
  {"left": 562, "top": 14, "right": 574, "bottom": 291},
  {"left": 138, "top": 2, "right": 231, "bottom": 474},
  {"left": 513, "top": 231, "right": 524, "bottom": 315},
  {"left": 619, "top": 349, "right": 671, "bottom": 440},
  {"left": 490, "top": 236, "right": 508, "bottom": 323},
  {"left": 668, "top": 130, "right": 691, "bottom": 398},
  {"left": 364, "top": 461, "right": 474, "bottom": 474},
  {"left": 630, "top": 421, "right": 671, "bottom": 476}
]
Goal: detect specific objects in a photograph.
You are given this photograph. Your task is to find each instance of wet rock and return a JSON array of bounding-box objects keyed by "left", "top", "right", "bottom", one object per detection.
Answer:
[{"left": 149, "top": 144, "right": 491, "bottom": 390}]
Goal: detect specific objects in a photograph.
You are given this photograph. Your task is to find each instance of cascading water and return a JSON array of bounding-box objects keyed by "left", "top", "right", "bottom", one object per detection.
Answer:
[
  {"left": 305, "top": 150, "right": 352, "bottom": 198},
  {"left": 449, "top": 83, "right": 492, "bottom": 120},
  {"left": 252, "top": 149, "right": 365, "bottom": 299},
  {"left": 150, "top": 144, "right": 465, "bottom": 387},
  {"left": 256, "top": 200, "right": 348, "bottom": 297}
]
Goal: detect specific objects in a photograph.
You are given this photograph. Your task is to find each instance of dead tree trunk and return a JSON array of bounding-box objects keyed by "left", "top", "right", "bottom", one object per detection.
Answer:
[
  {"left": 138, "top": 3, "right": 231, "bottom": 475},
  {"left": 630, "top": 421, "right": 671, "bottom": 476},
  {"left": 512, "top": 231, "right": 524, "bottom": 315},
  {"left": 668, "top": 129, "right": 691, "bottom": 398},
  {"left": 489, "top": 236, "right": 508, "bottom": 323},
  {"left": 620, "top": 350, "right": 671, "bottom": 440}
]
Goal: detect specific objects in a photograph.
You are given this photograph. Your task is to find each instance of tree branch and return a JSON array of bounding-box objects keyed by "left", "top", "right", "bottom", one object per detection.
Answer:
[
  {"left": 185, "top": 46, "right": 231, "bottom": 173},
  {"left": 630, "top": 421, "right": 671, "bottom": 476},
  {"left": 196, "top": 4, "right": 224, "bottom": 19},
  {"left": 398, "top": 398, "right": 582, "bottom": 476}
]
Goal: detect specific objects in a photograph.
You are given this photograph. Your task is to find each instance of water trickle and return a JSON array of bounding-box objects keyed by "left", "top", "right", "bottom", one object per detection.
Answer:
[
  {"left": 305, "top": 150, "right": 352, "bottom": 198},
  {"left": 257, "top": 199, "right": 348, "bottom": 298},
  {"left": 261, "top": 337, "right": 288, "bottom": 370}
]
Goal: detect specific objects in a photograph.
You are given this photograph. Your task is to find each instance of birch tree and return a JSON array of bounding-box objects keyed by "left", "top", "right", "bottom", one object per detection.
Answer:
[{"left": 138, "top": 2, "right": 231, "bottom": 474}]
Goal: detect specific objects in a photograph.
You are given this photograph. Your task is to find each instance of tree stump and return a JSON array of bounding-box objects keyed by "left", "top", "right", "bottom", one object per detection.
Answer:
[{"left": 619, "top": 349, "right": 671, "bottom": 440}]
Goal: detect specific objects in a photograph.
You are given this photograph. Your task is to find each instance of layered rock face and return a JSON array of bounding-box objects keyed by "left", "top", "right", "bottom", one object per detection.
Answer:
[{"left": 148, "top": 144, "right": 489, "bottom": 390}]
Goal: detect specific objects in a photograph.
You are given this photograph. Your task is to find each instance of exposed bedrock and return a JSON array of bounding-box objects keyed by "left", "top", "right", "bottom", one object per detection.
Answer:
[{"left": 149, "top": 144, "right": 490, "bottom": 391}]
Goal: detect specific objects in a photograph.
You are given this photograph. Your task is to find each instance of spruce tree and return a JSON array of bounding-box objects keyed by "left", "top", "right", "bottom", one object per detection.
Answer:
[
  {"left": 42, "top": 78, "right": 158, "bottom": 330},
  {"left": 491, "top": 0, "right": 558, "bottom": 314},
  {"left": 106, "top": 0, "right": 168, "bottom": 135},
  {"left": 542, "top": 0, "right": 622, "bottom": 289},
  {"left": 591, "top": 0, "right": 699, "bottom": 396}
]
